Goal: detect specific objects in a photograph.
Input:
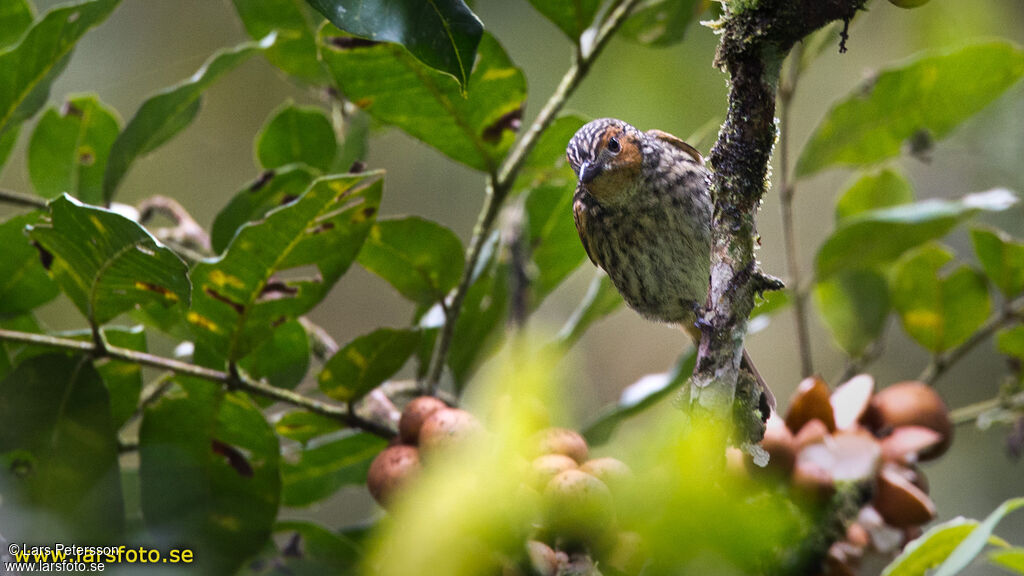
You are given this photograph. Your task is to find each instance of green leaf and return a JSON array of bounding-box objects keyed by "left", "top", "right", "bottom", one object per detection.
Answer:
[
  {"left": 320, "top": 30, "right": 524, "bottom": 173},
  {"left": 281, "top": 431, "right": 386, "bottom": 506},
  {"left": 996, "top": 326, "right": 1024, "bottom": 361},
  {"left": 751, "top": 289, "right": 791, "bottom": 320},
  {"left": 306, "top": 0, "right": 483, "bottom": 90},
  {"left": 584, "top": 350, "right": 696, "bottom": 445},
  {"left": 550, "top": 272, "right": 623, "bottom": 350},
  {"left": 0, "top": 212, "right": 59, "bottom": 317},
  {"left": 798, "top": 41, "right": 1024, "bottom": 177},
  {"left": 95, "top": 325, "right": 146, "bottom": 429},
  {"left": 28, "top": 94, "right": 121, "bottom": 203},
  {"left": 0, "top": 124, "right": 18, "bottom": 174},
  {"left": 990, "top": 548, "right": 1024, "bottom": 574},
  {"left": 526, "top": 183, "right": 587, "bottom": 302},
  {"left": 882, "top": 517, "right": 982, "bottom": 576},
  {"left": 813, "top": 269, "right": 890, "bottom": 357},
  {"left": 513, "top": 114, "right": 586, "bottom": 194},
  {"left": 274, "top": 411, "right": 343, "bottom": 445},
  {"left": 26, "top": 195, "right": 190, "bottom": 326},
  {"left": 0, "top": 354, "right": 123, "bottom": 541},
  {"left": 259, "top": 521, "right": 364, "bottom": 572},
  {"left": 835, "top": 167, "right": 914, "bottom": 222},
  {"left": 140, "top": 380, "right": 280, "bottom": 575},
  {"left": 971, "top": 227, "right": 1024, "bottom": 297},
  {"left": 0, "top": 0, "right": 120, "bottom": 135},
  {"left": 103, "top": 33, "right": 276, "bottom": 202},
  {"left": 891, "top": 244, "right": 991, "bottom": 353},
  {"left": 358, "top": 216, "right": 465, "bottom": 306},
  {"left": 0, "top": 0, "right": 34, "bottom": 50},
  {"left": 335, "top": 107, "right": 369, "bottom": 173},
  {"left": 934, "top": 498, "right": 1024, "bottom": 576},
  {"left": 240, "top": 319, "right": 310, "bottom": 391},
  {"left": 256, "top": 102, "right": 337, "bottom": 172},
  {"left": 211, "top": 164, "right": 318, "bottom": 254},
  {"left": 620, "top": 0, "right": 707, "bottom": 47},
  {"left": 231, "top": 0, "right": 326, "bottom": 83},
  {"left": 188, "top": 173, "right": 381, "bottom": 360},
  {"left": 318, "top": 327, "right": 420, "bottom": 403},
  {"left": 816, "top": 189, "right": 1019, "bottom": 279},
  {"left": 526, "top": 0, "right": 600, "bottom": 41}
]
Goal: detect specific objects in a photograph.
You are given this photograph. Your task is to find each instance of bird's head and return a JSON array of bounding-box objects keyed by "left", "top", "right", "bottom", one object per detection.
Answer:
[{"left": 566, "top": 118, "right": 645, "bottom": 205}]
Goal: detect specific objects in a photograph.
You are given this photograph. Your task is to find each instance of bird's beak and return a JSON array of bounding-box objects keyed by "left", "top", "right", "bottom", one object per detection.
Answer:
[{"left": 579, "top": 161, "right": 602, "bottom": 184}]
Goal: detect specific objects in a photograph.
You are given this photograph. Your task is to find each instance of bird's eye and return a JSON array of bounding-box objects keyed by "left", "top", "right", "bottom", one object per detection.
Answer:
[{"left": 607, "top": 138, "right": 621, "bottom": 154}]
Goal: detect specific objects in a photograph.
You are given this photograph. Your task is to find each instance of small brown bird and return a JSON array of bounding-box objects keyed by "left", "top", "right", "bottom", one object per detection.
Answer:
[{"left": 567, "top": 118, "right": 774, "bottom": 409}]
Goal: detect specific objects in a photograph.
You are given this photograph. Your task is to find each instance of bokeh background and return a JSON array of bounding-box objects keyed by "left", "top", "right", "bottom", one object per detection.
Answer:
[{"left": 2, "top": 0, "right": 1022, "bottom": 569}]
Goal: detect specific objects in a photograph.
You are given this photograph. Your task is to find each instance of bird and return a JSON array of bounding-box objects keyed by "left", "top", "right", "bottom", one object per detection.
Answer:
[{"left": 566, "top": 117, "right": 775, "bottom": 410}]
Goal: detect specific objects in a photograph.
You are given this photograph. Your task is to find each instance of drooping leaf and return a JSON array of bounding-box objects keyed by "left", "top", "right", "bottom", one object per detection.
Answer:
[
  {"left": 281, "top": 431, "right": 386, "bottom": 506},
  {"left": 620, "top": 0, "right": 708, "bottom": 47},
  {"left": 210, "top": 165, "right": 318, "bottom": 254},
  {"left": 881, "top": 517, "right": 982, "bottom": 576},
  {"left": 550, "top": 271, "right": 623, "bottom": 350},
  {"left": 0, "top": 0, "right": 34, "bottom": 50},
  {"left": 255, "top": 102, "right": 337, "bottom": 172},
  {"left": 358, "top": 216, "right": 465, "bottom": 306},
  {"left": 140, "top": 379, "right": 280, "bottom": 575},
  {"left": 274, "top": 410, "right": 343, "bottom": 445},
  {"left": 320, "top": 30, "right": 525, "bottom": 173},
  {"left": 526, "top": 183, "right": 587, "bottom": 303},
  {"left": 231, "top": 0, "right": 327, "bottom": 83},
  {"left": 188, "top": 173, "right": 381, "bottom": 360},
  {"left": 798, "top": 42, "right": 1024, "bottom": 177},
  {"left": 318, "top": 327, "right": 420, "bottom": 403},
  {"left": 305, "top": 0, "right": 483, "bottom": 89},
  {"left": 103, "top": 33, "right": 276, "bottom": 202},
  {"left": 813, "top": 269, "right": 890, "bottom": 357},
  {"left": 526, "top": 0, "right": 601, "bottom": 41},
  {"left": 816, "top": 189, "right": 1019, "bottom": 279},
  {"left": 933, "top": 498, "right": 1024, "bottom": 576},
  {"left": 891, "top": 244, "right": 991, "bottom": 353},
  {"left": 0, "top": 354, "right": 123, "bottom": 542},
  {"left": 93, "top": 325, "right": 146, "bottom": 429},
  {"left": 835, "top": 167, "right": 914, "bottom": 222},
  {"left": 240, "top": 319, "right": 310, "bottom": 392},
  {"left": 335, "top": 107, "right": 369, "bottom": 173},
  {"left": 584, "top": 349, "right": 696, "bottom": 445},
  {"left": 0, "top": 212, "right": 59, "bottom": 317},
  {"left": 254, "top": 521, "right": 364, "bottom": 573},
  {"left": 990, "top": 548, "right": 1024, "bottom": 574},
  {"left": 0, "top": 0, "right": 121, "bottom": 135},
  {"left": 26, "top": 195, "right": 190, "bottom": 326},
  {"left": 512, "top": 114, "right": 586, "bottom": 194},
  {"left": 28, "top": 94, "right": 121, "bottom": 203},
  {"left": 971, "top": 227, "right": 1024, "bottom": 298}
]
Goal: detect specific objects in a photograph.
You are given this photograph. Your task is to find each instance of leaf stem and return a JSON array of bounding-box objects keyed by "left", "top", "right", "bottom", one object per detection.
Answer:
[
  {"left": 778, "top": 43, "right": 814, "bottom": 378},
  {"left": 0, "top": 327, "right": 395, "bottom": 438},
  {"left": 0, "top": 188, "right": 47, "bottom": 209},
  {"left": 950, "top": 390, "right": 1024, "bottom": 427},
  {"left": 423, "top": 0, "right": 643, "bottom": 393},
  {"left": 918, "top": 295, "right": 1024, "bottom": 384}
]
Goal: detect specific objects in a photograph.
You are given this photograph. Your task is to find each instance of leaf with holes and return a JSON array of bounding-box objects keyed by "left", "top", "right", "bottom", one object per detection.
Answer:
[
  {"left": 210, "top": 165, "right": 318, "bottom": 254},
  {"left": 318, "top": 327, "right": 420, "bottom": 403},
  {"left": 971, "top": 227, "right": 1024, "bottom": 298},
  {"left": 358, "top": 216, "right": 465, "bottom": 306},
  {"left": 255, "top": 102, "right": 337, "bottom": 172},
  {"left": 0, "top": 354, "right": 123, "bottom": 542},
  {"left": 26, "top": 195, "right": 190, "bottom": 326},
  {"left": 103, "top": 33, "right": 276, "bottom": 202},
  {"left": 240, "top": 319, "right": 309, "bottom": 393},
  {"left": 28, "top": 94, "right": 120, "bottom": 204},
  {"left": 231, "top": 0, "right": 326, "bottom": 83},
  {"left": 620, "top": 0, "right": 708, "bottom": 47},
  {"left": 798, "top": 42, "right": 1024, "bottom": 177},
  {"left": 0, "top": 212, "right": 59, "bottom": 317},
  {"left": 526, "top": 0, "right": 600, "bottom": 41},
  {"left": 835, "top": 167, "right": 914, "bottom": 222},
  {"left": 306, "top": 0, "right": 482, "bottom": 89},
  {"left": 140, "top": 379, "right": 280, "bottom": 574},
  {"left": 282, "top": 431, "right": 386, "bottom": 506},
  {"left": 0, "top": 0, "right": 120, "bottom": 135},
  {"left": 320, "top": 30, "right": 524, "bottom": 173},
  {"left": 891, "top": 244, "right": 991, "bottom": 353},
  {"left": 188, "top": 172, "right": 381, "bottom": 360}
]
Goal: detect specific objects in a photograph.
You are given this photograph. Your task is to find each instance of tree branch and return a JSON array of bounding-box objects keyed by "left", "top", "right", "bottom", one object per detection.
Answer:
[
  {"left": 0, "top": 327, "right": 395, "bottom": 438},
  {"left": 950, "top": 391, "right": 1024, "bottom": 427},
  {"left": 424, "top": 0, "right": 643, "bottom": 392},
  {"left": 0, "top": 188, "right": 47, "bottom": 210},
  {"left": 919, "top": 295, "right": 1024, "bottom": 384}
]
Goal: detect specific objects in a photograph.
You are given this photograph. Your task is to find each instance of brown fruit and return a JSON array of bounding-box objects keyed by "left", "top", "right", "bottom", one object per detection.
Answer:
[
  {"left": 399, "top": 396, "right": 447, "bottom": 444},
  {"left": 579, "top": 457, "right": 633, "bottom": 492},
  {"left": 794, "top": 419, "right": 831, "bottom": 449},
  {"left": 543, "top": 469, "right": 615, "bottom": 543},
  {"left": 419, "top": 408, "right": 483, "bottom": 455},
  {"left": 873, "top": 467, "right": 936, "bottom": 528},
  {"left": 865, "top": 381, "right": 952, "bottom": 459},
  {"left": 534, "top": 428, "right": 589, "bottom": 463},
  {"left": 530, "top": 454, "right": 579, "bottom": 490},
  {"left": 880, "top": 426, "right": 943, "bottom": 463},
  {"left": 526, "top": 540, "right": 559, "bottom": 576},
  {"left": 757, "top": 412, "right": 796, "bottom": 476},
  {"left": 367, "top": 444, "right": 421, "bottom": 507},
  {"left": 786, "top": 376, "right": 837, "bottom": 434}
]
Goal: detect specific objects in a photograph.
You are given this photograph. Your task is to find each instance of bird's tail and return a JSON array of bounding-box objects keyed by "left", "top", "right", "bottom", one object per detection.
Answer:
[{"left": 679, "top": 322, "right": 776, "bottom": 413}]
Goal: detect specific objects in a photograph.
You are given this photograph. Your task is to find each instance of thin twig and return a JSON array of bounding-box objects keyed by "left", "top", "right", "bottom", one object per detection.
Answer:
[
  {"left": 919, "top": 295, "right": 1024, "bottom": 384},
  {"left": 951, "top": 391, "right": 1024, "bottom": 427},
  {"left": 778, "top": 43, "right": 814, "bottom": 378},
  {"left": 0, "top": 327, "right": 395, "bottom": 438},
  {"left": 423, "top": 0, "right": 643, "bottom": 393},
  {"left": 0, "top": 188, "right": 47, "bottom": 210}
]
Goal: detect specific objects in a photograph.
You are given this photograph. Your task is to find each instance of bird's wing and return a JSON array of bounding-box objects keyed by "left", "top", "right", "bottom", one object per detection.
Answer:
[
  {"left": 572, "top": 192, "right": 601, "bottom": 268},
  {"left": 646, "top": 129, "right": 704, "bottom": 166}
]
